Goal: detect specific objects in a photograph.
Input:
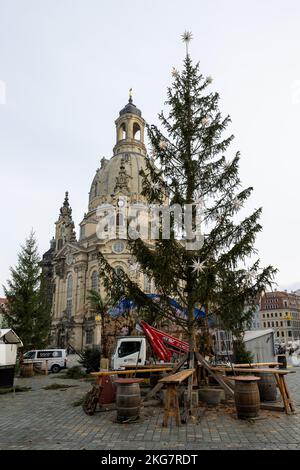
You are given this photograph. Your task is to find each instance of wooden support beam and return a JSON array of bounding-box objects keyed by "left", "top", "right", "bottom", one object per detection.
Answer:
[
  {"left": 195, "top": 352, "right": 235, "bottom": 397},
  {"left": 260, "top": 404, "right": 285, "bottom": 412}
]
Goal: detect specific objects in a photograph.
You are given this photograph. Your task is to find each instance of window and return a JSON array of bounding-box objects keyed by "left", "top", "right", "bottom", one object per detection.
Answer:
[
  {"left": 118, "top": 341, "right": 141, "bottom": 358},
  {"left": 276, "top": 321, "right": 278, "bottom": 327},
  {"left": 118, "top": 122, "right": 127, "bottom": 140},
  {"left": 277, "top": 331, "right": 279, "bottom": 337},
  {"left": 281, "top": 331, "right": 285, "bottom": 337},
  {"left": 288, "top": 331, "right": 292, "bottom": 337},
  {"left": 263, "top": 322, "right": 266, "bottom": 327},
  {"left": 66, "top": 300, "right": 72, "bottom": 317},
  {"left": 114, "top": 266, "right": 124, "bottom": 276},
  {"left": 144, "top": 274, "right": 152, "bottom": 294},
  {"left": 91, "top": 271, "right": 99, "bottom": 292},
  {"left": 133, "top": 122, "right": 141, "bottom": 140},
  {"left": 116, "top": 212, "right": 124, "bottom": 227},
  {"left": 113, "top": 241, "right": 125, "bottom": 254},
  {"left": 287, "top": 321, "right": 291, "bottom": 327},
  {"left": 23, "top": 351, "right": 36, "bottom": 359},
  {"left": 267, "top": 322, "right": 270, "bottom": 327},
  {"left": 66, "top": 274, "right": 73, "bottom": 317},
  {"left": 85, "top": 330, "right": 94, "bottom": 345}
]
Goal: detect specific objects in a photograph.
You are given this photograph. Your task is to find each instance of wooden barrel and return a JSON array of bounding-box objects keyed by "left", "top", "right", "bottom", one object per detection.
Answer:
[
  {"left": 115, "top": 379, "right": 143, "bottom": 423},
  {"left": 233, "top": 376, "right": 260, "bottom": 419},
  {"left": 257, "top": 373, "right": 277, "bottom": 401},
  {"left": 21, "top": 363, "right": 34, "bottom": 378}
]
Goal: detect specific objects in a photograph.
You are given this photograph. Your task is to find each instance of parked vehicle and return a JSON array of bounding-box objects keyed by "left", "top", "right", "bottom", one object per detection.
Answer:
[{"left": 23, "top": 349, "right": 67, "bottom": 373}]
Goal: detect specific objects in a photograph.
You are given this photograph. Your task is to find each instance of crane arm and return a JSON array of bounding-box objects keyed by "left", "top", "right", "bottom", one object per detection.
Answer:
[{"left": 140, "top": 320, "right": 189, "bottom": 362}]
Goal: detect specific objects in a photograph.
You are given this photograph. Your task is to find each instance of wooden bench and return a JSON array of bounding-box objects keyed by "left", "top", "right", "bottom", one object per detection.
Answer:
[
  {"left": 159, "top": 369, "right": 194, "bottom": 427},
  {"left": 212, "top": 366, "right": 296, "bottom": 414}
]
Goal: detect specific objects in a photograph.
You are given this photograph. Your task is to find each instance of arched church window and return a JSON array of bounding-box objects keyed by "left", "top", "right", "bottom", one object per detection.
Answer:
[
  {"left": 144, "top": 274, "right": 152, "bottom": 294},
  {"left": 91, "top": 270, "right": 99, "bottom": 292},
  {"left": 133, "top": 122, "right": 141, "bottom": 141},
  {"left": 116, "top": 212, "right": 124, "bottom": 227},
  {"left": 80, "top": 225, "right": 86, "bottom": 240},
  {"left": 114, "top": 266, "right": 124, "bottom": 277},
  {"left": 66, "top": 274, "right": 73, "bottom": 318},
  {"left": 85, "top": 329, "right": 94, "bottom": 345},
  {"left": 57, "top": 239, "right": 63, "bottom": 250},
  {"left": 118, "top": 122, "right": 127, "bottom": 141}
]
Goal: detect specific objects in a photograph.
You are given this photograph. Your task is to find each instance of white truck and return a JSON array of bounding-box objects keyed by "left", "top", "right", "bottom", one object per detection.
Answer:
[{"left": 111, "top": 336, "right": 147, "bottom": 370}]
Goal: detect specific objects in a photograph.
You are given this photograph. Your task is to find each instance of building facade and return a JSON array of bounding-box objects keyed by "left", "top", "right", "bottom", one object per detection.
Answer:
[
  {"left": 42, "top": 97, "right": 153, "bottom": 351},
  {"left": 259, "top": 291, "right": 300, "bottom": 342}
]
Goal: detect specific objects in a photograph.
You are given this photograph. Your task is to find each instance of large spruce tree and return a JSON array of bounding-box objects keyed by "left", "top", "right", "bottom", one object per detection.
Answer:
[
  {"left": 98, "top": 34, "right": 276, "bottom": 354},
  {"left": 3, "top": 232, "right": 51, "bottom": 350}
]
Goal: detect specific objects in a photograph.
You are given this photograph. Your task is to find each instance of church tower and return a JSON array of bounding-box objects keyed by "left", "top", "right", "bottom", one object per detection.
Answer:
[
  {"left": 87, "top": 93, "right": 147, "bottom": 211},
  {"left": 113, "top": 92, "right": 146, "bottom": 157},
  {"left": 55, "top": 192, "right": 77, "bottom": 251}
]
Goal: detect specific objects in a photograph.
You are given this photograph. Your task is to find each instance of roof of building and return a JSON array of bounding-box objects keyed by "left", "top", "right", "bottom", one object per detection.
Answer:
[
  {"left": 119, "top": 97, "right": 142, "bottom": 117},
  {"left": 0, "top": 329, "right": 22, "bottom": 345},
  {"left": 264, "top": 291, "right": 287, "bottom": 297},
  {"left": 244, "top": 329, "right": 274, "bottom": 342}
]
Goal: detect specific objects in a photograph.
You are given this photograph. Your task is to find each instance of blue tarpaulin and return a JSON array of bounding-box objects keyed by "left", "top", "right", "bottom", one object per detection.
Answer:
[{"left": 108, "top": 294, "right": 205, "bottom": 319}]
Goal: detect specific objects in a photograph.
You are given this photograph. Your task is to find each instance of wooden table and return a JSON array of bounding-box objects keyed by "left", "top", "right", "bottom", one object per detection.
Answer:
[
  {"left": 90, "top": 368, "right": 172, "bottom": 384},
  {"left": 212, "top": 366, "right": 296, "bottom": 414},
  {"left": 232, "top": 362, "right": 279, "bottom": 368},
  {"left": 159, "top": 369, "right": 194, "bottom": 427},
  {"left": 123, "top": 364, "right": 173, "bottom": 369}
]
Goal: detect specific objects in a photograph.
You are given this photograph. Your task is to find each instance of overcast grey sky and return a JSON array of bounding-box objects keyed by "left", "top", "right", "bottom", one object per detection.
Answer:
[{"left": 1, "top": 0, "right": 300, "bottom": 295}]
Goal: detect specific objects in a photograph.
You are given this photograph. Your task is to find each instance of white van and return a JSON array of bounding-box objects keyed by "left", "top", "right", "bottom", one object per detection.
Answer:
[{"left": 23, "top": 349, "right": 67, "bottom": 373}]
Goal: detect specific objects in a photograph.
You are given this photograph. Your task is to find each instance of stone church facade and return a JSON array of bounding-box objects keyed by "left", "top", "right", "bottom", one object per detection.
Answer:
[{"left": 42, "top": 97, "right": 153, "bottom": 351}]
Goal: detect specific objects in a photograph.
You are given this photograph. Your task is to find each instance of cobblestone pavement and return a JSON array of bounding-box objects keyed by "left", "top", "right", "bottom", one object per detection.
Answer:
[{"left": 0, "top": 368, "right": 299, "bottom": 450}]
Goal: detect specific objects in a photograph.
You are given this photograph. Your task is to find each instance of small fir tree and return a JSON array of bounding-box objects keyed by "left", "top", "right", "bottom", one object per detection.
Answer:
[{"left": 3, "top": 232, "right": 51, "bottom": 350}]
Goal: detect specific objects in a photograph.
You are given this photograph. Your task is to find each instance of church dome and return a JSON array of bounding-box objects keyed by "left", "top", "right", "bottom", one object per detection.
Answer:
[
  {"left": 119, "top": 101, "right": 141, "bottom": 117},
  {"left": 88, "top": 153, "right": 147, "bottom": 209}
]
